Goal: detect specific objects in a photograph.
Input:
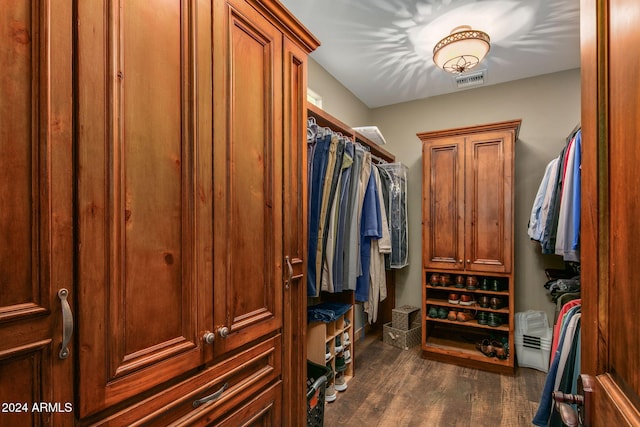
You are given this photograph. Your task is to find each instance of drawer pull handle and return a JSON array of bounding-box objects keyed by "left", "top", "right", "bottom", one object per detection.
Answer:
[
  {"left": 58, "top": 289, "right": 73, "bottom": 359},
  {"left": 192, "top": 382, "right": 228, "bottom": 408}
]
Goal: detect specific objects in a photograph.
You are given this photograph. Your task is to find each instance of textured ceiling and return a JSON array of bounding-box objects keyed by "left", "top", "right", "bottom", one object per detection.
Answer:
[{"left": 280, "top": 0, "right": 581, "bottom": 108}]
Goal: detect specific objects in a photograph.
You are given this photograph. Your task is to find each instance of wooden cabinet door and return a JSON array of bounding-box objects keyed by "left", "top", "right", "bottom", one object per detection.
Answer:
[
  {"left": 282, "top": 37, "right": 309, "bottom": 426},
  {"left": 212, "top": 0, "right": 284, "bottom": 355},
  {"left": 76, "top": 0, "right": 212, "bottom": 418},
  {"left": 0, "top": 1, "right": 73, "bottom": 426},
  {"left": 464, "top": 131, "right": 513, "bottom": 273},
  {"left": 422, "top": 138, "right": 465, "bottom": 271},
  {"left": 581, "top": 0, "right": 640, "bottom": 424}
]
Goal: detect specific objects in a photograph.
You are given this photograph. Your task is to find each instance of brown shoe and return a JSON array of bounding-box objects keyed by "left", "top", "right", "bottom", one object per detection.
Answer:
[
  {"left": 475, "top": 339, "right": 495, "bottom": 357},
  {"left": 491, "top": 340, "right": 508, "bottom": 360},
  {"left": 447, "top": 310, "right": 458, "bottom": 321},
  {"left": 457, "top": 310, "right": 475, "bottom": 322}
]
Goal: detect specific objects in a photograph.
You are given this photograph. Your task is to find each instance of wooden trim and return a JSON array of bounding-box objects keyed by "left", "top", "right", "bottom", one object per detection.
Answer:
[
  {"left": 246, "top": 0, "right": 320, "bottom": 53},
  {"left": 416, "top": 119, "right": 522, "bottom": 141}
]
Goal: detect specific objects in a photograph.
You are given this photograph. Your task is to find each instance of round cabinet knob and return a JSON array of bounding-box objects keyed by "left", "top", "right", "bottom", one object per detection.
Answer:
[
  {"left": 466, "top": 259, "right": 471, "bottom": 264},
  {"left": 218, "top": 326, "right": 230, "bottom": 339},
  {"left": 203, "top": 332, "right": 215, "bottom": 344}
]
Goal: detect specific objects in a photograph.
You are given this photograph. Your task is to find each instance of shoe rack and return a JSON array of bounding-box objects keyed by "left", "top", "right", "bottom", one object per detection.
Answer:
[
  {"left": 423, "top": 272, "right": 514, "bottom": 374},
  {"left": 307, "top": 305, "right": 354, "bottom": 397}
]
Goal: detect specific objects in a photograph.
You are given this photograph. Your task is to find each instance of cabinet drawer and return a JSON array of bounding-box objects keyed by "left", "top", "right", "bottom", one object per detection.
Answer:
[
  {"left": 173, "top": 380, "right": 282, "bottom": 426},
  {"left": 91, "top": 335, "right": 281, "bottom": 426}
]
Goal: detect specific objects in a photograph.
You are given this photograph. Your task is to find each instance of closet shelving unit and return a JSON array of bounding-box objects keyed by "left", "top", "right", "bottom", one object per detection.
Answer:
[
  {"left": 307, "top": 305, "right": 354, "bottom": 384},
  {"left": 418, "top": 120, "right": 520, "bottom": 375},
  {"left": 306, "top": 103, "right": 397, "bottom": 390}
]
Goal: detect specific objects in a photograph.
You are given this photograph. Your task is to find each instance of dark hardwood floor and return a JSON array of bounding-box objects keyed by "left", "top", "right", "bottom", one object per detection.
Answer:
[{"left": 323, "top": 330, "right": 546, "bottom": 426}]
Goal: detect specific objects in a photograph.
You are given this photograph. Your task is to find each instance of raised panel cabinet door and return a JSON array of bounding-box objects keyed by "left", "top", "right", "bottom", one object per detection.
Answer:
[
  {"left": 0, "top": 1, "right": 73, "bottom": 426},
  {"left": 282, "top": 36, "right": 309, "bottom": 426},
  {"left": 76, "top": 0, "right": 212, "bottom": 418},
  {"left": 464, "top": 131, "right": 514, "bottom": 273},
  {"left": 422, "top": 138, "right": 465, "bottom": 271},
  {"left": 212, "top": 0, "right": 284, "bottom": 355}
]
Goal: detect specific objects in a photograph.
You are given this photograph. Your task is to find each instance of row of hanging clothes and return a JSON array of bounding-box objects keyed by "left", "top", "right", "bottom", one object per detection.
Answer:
[
  {"left": 533, "top": 298, "right": 581, "bottom": 427},
  {"left": 528, "top": 124, "right": 582, "bottom": 261},
  {"left": 306, "top": 117, "right": 407, "bottom": 324}
]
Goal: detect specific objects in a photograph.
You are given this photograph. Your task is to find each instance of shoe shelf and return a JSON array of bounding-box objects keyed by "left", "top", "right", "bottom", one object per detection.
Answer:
[
  {"left": 423, "top": 325, "right": 513, "bottom": 372},
  {"left": 425, "top": 316, "right": 510, "bottom": 332},
  {"left": 422, "top": 271, "right": 515, "bottom": 375},
  {"left": 425, "top": 298, "right": 510, "bottom": 315},
  {"left": 306, "top": 304, "right": 354, "bottom": 403}
]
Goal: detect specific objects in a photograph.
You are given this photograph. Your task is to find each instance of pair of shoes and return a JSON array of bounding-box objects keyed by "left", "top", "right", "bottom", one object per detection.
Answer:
[
  {"left": 480, "top": 278, "right": 490, "bottom": 290},
  {"left": 475, "top": 339, "right": 496, "bottom": 357},
  {"left": 474, "top": 338, "right": 509, "bottom": 359},
  {"left": 335, "top": 335, "right": 343, "bottom": 353},
  {"left": 459, "top": 294, "right": 476, "bottom": 306},
  {"left": 457, "top": 310, "right": 475, "bottom": 322},
  {"left": 344, "top": 349, "right": 351, "bottom": 364},
  {"left": 488, "top": 313, "right": 503, "bottom": 327},
  {"left": 334, "top": 372, "right": 348, "bottom": 392},
  {"left": 325, "top": 343, "right": 332, "bottom": 362}
]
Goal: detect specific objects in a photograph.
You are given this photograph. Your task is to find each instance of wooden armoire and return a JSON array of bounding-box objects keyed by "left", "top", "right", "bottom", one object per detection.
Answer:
[
  {"left": 418, "top": 120, "right": 520, "bottom": 374},
  {"left": 0, "top": 0, "right": 318, "bottom": 425}
]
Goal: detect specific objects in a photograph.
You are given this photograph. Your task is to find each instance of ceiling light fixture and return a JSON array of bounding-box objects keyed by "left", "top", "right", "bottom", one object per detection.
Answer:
[{"left": 433, "top": 25, "right": 490, "bottom": 74}]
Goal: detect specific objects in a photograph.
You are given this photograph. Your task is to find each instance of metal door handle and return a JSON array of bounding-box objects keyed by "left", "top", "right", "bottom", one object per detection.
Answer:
[
  {"left": 58, "top": 289, "right": 73, "bottom": 359},
  {"left": 192, "top": 382, "right": 228, "bottom": 408},
  {"left": 285, "top": 255, "right": 293, "bottom": 289}
]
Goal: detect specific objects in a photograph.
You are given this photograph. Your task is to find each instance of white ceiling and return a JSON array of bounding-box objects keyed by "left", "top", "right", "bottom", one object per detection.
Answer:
[{"left": 280, "top": 0, "right": 581, "bottom": 108}]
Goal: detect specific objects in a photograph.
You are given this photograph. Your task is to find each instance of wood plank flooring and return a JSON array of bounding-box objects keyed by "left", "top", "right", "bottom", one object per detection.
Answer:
[{"left": 323, "top": 330, "right": 547, "bottom": 426}]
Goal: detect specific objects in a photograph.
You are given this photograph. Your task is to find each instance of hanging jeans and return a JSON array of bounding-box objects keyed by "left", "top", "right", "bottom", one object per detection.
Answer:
[{"left": 307, "top": 134, "right": 331, "bottom": 296}]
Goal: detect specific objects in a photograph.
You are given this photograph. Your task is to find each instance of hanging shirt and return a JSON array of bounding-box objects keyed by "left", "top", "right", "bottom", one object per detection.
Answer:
[
  {"left": 355, "top": 165, "right": 381, "bottom": 303},
  {"left": 364, "top": 165, "right": 392, "bottom": 324},
  {"left": 555, "top": 130, "right": 581, "bottom": 261},
  {"left": 528, "top": 157, "right": 558, "bottom": 241}
]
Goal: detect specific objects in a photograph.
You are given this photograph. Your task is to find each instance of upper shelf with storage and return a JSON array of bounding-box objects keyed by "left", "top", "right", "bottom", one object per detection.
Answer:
[{"left": 418, "top": 120, "right": 521, "bottom": 274}]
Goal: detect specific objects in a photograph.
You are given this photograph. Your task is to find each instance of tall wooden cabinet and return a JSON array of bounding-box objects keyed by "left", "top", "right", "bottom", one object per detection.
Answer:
[
  {"left": 418, "top": 120, "right": 520, "bottom": 374},
  {"left": 0, "top": 0, "right": 318, "bottom": 425}
]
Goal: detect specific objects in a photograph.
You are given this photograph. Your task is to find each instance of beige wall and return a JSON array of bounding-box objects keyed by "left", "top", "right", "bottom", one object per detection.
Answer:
[
  {"left": 308, "top": 63, "right": 581, "bottom": 325},
  {"left": 307, "top": 58, "right": 371, "bottom": 128}
]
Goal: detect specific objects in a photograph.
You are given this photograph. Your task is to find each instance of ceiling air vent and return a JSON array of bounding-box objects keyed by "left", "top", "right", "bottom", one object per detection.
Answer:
[{"left": 455, "top": 69, "right": 486, "bottom": 89}]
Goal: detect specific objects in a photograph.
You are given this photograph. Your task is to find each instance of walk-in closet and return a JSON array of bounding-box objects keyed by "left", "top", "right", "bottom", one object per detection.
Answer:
[{"left": 1, "top": 0, "right": 639, "bottom": 425}]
